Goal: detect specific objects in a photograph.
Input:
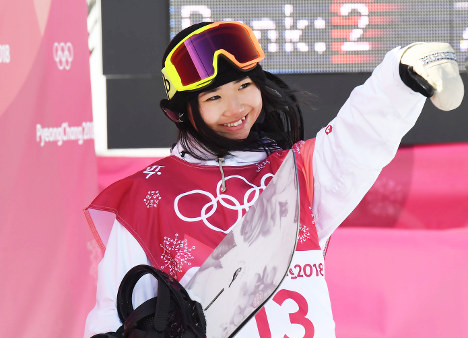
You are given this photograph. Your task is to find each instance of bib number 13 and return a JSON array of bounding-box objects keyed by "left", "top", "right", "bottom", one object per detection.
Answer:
[{"left": 254, "top": 289, "right": 315, "bottom": 337}]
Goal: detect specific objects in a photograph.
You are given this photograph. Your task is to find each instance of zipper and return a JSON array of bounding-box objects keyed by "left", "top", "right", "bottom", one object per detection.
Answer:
[{"left": 217, "top": 157, "right": 226, "bottom": 192}]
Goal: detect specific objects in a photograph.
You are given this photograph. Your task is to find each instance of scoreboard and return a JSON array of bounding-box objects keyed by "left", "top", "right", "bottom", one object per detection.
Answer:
[{"left": 170, "top": 1, "right": 468, "bottom": 73}]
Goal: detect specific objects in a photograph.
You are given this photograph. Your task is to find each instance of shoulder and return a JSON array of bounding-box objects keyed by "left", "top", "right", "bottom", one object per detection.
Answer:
[
  {"left": 91, "top": 156, "right": 180, "bottom": 203},
  {"left": 292, "top": 139, "right": 316, "bottom": 155},
  {"left": 262, "top": 139, "right": 316, "bottom": 173},
  {"left": 116, "top": 156, "right": 178, "bottom": 184}
]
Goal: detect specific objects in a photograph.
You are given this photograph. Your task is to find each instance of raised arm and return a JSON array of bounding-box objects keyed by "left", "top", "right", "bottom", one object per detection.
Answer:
[{"left": 310, "top": 43, "right": 463, "bottom": 248}]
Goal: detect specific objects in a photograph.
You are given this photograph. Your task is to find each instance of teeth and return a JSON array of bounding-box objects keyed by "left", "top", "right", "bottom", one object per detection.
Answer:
[{"left": 224, "top": 116, "right": 246, "bottom": 127}]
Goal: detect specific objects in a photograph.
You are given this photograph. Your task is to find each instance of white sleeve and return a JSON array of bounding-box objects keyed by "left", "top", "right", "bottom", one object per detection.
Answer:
[
  {"left": 312, "top": 47, "right": 427, "bottom": 248},
  {"left": 83, "top": 220, "right": 158, "bottom": 338}
]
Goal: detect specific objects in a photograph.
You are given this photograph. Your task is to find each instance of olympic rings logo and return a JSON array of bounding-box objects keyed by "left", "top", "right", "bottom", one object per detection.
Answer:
[
  {"left": 174, "top": 173, "right": 274, "bottom": 234},
  {"left": 53, "top": 42, "right": 74, "bottom": 70}
]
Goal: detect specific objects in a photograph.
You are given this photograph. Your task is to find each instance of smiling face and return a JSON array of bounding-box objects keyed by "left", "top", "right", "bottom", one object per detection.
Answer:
[{"left": 196, "top": 77, "right": 263, "bottom": 140}]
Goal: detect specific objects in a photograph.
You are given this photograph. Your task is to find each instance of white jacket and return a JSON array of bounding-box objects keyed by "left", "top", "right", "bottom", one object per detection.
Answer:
[{"left": 84, "top": 47, "right": 426, "bottom": 337}]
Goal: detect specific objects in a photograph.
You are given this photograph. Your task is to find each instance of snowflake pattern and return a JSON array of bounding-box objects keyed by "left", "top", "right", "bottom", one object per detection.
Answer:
[
  {"left": 144, "top": 190, "right": 161, "bottom": 208},
  {"left": 298, "top": 223, "right": 311, "bottom": 243},
  {"left": 160, "top": 233, "right": 196, "bottom": 277}
]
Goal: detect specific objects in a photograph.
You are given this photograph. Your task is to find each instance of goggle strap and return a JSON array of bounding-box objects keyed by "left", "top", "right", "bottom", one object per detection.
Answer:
[{"left": 161, "top": 68, "right": 177, "bottom": 99}]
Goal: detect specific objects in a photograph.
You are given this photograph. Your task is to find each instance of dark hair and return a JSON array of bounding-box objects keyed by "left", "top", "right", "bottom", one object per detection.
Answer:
[{"left": 161, "top": 22, "right": 305, "bottom": 160}]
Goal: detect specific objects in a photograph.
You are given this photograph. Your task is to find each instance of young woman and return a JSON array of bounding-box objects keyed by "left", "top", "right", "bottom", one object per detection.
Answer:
[{"left": 84, "top": 21, "right": 463, "bottom": 337}]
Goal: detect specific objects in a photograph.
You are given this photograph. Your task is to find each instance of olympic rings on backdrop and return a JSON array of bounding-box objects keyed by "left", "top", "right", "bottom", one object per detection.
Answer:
[
  {"left": 174, "top": 173, "right": 274, "bottom": 233},
  {"left": 53, "top": 42, "right": 74, "bottom": 70}
]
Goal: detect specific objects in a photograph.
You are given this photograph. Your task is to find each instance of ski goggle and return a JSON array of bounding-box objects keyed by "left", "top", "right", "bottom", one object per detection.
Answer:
[{"left": 162, "top": 21, "right": 265, "bottom": 99}]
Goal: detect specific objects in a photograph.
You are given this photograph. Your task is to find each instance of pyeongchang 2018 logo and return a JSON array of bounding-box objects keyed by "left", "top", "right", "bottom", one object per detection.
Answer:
[
  {"left": 53, "top": 42, "right": 73, "bottom": 70},
  {"left": 36, "top": 122, "right": 94, "bottom": 147}
]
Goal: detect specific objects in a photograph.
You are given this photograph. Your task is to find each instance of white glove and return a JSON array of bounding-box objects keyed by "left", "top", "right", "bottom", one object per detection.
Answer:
[{"left": 400, "top": 42, "right": 464, "bottom": 111}]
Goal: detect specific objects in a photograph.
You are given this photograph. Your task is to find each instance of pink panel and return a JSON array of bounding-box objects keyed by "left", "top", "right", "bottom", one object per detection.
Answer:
[
  {"left": 342, "top": 143, "right": 468, "bottom": 230},
  {"left": 0, "top": 0, "right": 99, "bottom": 337},
  {"left": 326, "top": 227, "right": 468, "bottom": 338}
]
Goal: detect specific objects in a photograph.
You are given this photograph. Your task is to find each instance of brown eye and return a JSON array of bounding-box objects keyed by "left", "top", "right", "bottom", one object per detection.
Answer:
[
  {"left": 239, "top": 82, "right": 251, "bottom": 90},
  {"left": 205, "top": 95, "right": 220, "bottom": 102}
]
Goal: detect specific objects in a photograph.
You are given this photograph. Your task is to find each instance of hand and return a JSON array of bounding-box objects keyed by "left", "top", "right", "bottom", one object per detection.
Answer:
[{"left": 400, "top": 42, "right": 464, "bottom": 111}]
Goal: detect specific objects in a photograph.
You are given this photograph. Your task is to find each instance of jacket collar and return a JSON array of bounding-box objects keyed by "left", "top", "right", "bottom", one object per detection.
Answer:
[{"left": 170, "top": 141, "right": 268, "bottom": 166}]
